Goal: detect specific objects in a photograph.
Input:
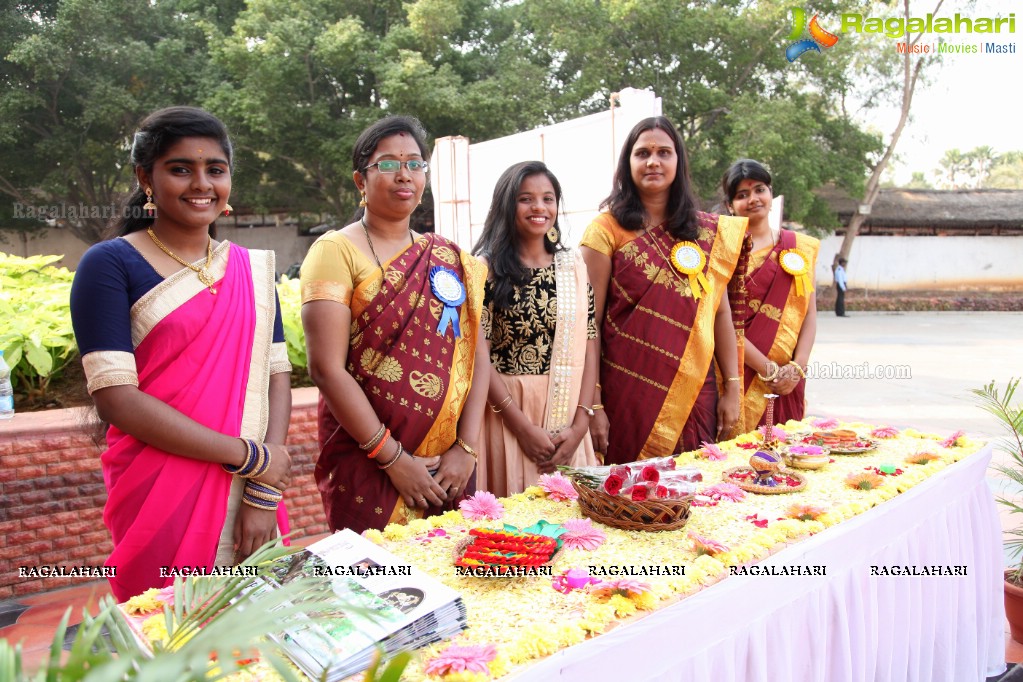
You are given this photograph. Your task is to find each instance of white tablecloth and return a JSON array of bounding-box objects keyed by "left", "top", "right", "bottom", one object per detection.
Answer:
[{"left": 516, "top": 444, "right": 1005, "bottom": 681}]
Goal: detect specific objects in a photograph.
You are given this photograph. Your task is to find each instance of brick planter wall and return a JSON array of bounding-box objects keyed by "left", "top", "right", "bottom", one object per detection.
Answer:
[{"left": 0, "top": 387, "right": 328, "bottom": 599}]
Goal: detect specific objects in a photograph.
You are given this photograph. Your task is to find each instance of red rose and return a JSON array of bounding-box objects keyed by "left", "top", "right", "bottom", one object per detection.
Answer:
[
  {"left": 655, "top": 485, "right": 669, "bottom": 499},
  {"left": 603, "top": 474, "right": 624, "bottom": 496},
  {"left": 640, "top": 466, "right": 660, "bottom": 484},
  {"left": 610, "top": 465, "right": 629, "bottom": 479},
  {"left": 630, "top": 485, "right": 649, "bottom": 502}
]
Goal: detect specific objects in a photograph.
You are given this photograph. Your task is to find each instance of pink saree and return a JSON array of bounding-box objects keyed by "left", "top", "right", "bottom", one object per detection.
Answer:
[{"left": 101, "top": 243, "right": 287, "bottom": 601}]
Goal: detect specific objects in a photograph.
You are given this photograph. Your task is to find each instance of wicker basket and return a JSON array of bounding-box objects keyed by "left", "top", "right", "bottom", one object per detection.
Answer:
[{"left": 570, "top": 480, "right": 692, "bottom": 532}]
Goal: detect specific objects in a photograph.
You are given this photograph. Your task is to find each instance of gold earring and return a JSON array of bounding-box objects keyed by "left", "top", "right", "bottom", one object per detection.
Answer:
[
  {"left": 359, "top": 191, "right": 367, "bottom": 208},
  {"left": 546, "top": 225, "right": 560, "bottom": 243},
  {"left": 223, "top": 203, "right": 233, "bottom": 216},
  {"left": 143, "top": 188, "right": 157, "bottom": 216}
]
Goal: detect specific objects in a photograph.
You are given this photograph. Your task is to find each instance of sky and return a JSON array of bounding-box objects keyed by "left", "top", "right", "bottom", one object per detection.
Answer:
[{"left": 863, "top": 0, "right": 1022, "bottom": 184}]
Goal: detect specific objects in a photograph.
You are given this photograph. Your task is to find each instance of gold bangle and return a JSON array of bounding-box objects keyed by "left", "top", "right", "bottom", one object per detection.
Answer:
[
  {"left": 595, "top": 383, "right": 602, "bottom": 390},
  {"left": 788, "top": 361, "right": 807, "bottom": 379},
  {"left": 726, "top": 377, "right": 742, "bottom": 382},
  {"left": 591, "top": 403, "right": 604, "bottom": 411},
  {"left": 490, "top": 395, "right": 513, "bottom": 414},
  {"left": 454, "top": 437, "right": 478, "bottom": 460},
  {"left": 577, "top": 404, "right": 594, "bottom": 417},
  {"left": 758, "top": 361, "right": 780, "bottom": 382},
  {"left": 359, "top": 423, "right": 387, "bottom": 451},
  {"left": 377, "top": 440, "right": 403, "bottom": 470}
]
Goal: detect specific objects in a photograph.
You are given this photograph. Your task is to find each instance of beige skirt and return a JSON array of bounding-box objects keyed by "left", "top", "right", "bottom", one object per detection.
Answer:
[{"left": 479, "top": 373, "right": 597, "bottom": 497}]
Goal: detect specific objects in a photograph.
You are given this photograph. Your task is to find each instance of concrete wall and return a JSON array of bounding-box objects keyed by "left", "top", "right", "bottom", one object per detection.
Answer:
[
  {"left": 816, "top": 235, "right": 1023, "bottom": 290},
  {"left": 0, "top": 387, "right": 328, "bottom": 599}
]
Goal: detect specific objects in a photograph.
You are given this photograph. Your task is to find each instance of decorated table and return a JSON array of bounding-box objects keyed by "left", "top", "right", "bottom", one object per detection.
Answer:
[
  {"left": 368, "top": 419, "right": 1004, "bottom": 682},
  {"left": 125, "top": 419, "right": 1005, "bottom": 682}
]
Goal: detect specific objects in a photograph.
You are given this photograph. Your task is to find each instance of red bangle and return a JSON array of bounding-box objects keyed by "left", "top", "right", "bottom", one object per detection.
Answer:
[{"left": 368, "top": 429, "right": 391, "bottom": 459}]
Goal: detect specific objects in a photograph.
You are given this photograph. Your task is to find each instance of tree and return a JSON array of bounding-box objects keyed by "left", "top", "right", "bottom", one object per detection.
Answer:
[
  {"left": 0, "top": 0, "right": 234, "bottom": 244},
  {"left": 983, "top": 151, "right": 1023, "bottom": 190},
  {"left": 515, "top": 0, "right": 880, "bottom": 227},
  {"left": 905, "top": 171, "right": 933, "bottom": 189},
  {"left": 936, "top": 148, "right": 971, "bottom": 189},
  {"left": 208, "top": 0, "right": 561, "bottom": 222},
  {"left": 837, "top": 0, "right": 944, "bottom": 263}
]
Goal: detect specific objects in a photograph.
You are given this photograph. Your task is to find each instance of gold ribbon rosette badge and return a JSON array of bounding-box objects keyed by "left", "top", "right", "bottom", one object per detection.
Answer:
[
  {"left": 670, "top": 241, "right": 711, "bottom": 300},
  {"left": 779, "top": 249, "right": 814, "bottom": 297}
]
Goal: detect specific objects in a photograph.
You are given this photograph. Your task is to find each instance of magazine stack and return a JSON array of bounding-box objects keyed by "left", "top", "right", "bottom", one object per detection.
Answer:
[{"left": 264, "top": 529, "right": 467, "bottom": 680}]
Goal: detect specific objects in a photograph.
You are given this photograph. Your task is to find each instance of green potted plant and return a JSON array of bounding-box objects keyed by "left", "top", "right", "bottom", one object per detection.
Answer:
[{"left": 972, "top": 378, "right": 1023, "bottom": 642}]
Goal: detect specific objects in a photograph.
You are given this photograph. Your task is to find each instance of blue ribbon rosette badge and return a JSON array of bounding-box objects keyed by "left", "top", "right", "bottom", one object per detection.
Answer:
[{"left": 430, "top": 266, "right": 466, "bottom": 338}]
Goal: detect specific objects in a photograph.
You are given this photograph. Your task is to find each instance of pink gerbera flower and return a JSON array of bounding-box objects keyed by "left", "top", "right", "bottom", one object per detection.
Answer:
[
  {"left": 871, "top": 426, "right": 900, "bottom": 439},
  {"left": 688, "top": 531, "right": 729, "bottom": 557},
  {"left": 940, "top": 429, "right": 965, "bottom": 449},
  {"left": 700, "top": 482, "right": 746, "bottom": 503},
  {"left": 459, "top": 491, "right": 504, "bottom": 521},
  {"left": 538, "top": 473, "right": 579, "bottom": 502},
  {"left": 424, "top": 643, "right": 497, "bottom": 676},
  {"left": 758, "top": 424, "right": 788, "bottom": 441},
  {"left": 561, "top": 518, "right": 606, "bottom": 551},
  {"left": 698, "top": 441, "right": 728, "bottom": 461},
  {"left": 811, "top": 417, "right": 840, "bottom": 429}
]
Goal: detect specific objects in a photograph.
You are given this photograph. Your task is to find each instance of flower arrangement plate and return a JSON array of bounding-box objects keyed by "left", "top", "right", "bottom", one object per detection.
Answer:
[
  {"left": 570, "top": 479, "right": 692, "bottom": 532},
  {"left": 800, "top": 431, "right": 877, "bottom": 455},
  {"left": 722, "top": 466, "right": 807, "bottom": 494},
  {"left": 827, "top": 441, "right": 878, "bottom": 455},
  {"left": 781, "top": 446, "right": 832, "bottom": 470},
  {"left": 453, "top": 522, "right": 565, "bottom": 577}
]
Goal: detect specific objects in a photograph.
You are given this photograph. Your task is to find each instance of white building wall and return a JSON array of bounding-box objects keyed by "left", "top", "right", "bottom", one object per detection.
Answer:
[
  {"left": 431, "top": 87, "right": 663, "bottom": 250},
  {"left": 816, "top": 235, "right": 1023, "bottom": 290}
]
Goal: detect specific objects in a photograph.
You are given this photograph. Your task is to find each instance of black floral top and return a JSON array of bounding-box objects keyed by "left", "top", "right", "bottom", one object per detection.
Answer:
[{"left": 482, "top": 265, "right": 598, "bottom": 375}]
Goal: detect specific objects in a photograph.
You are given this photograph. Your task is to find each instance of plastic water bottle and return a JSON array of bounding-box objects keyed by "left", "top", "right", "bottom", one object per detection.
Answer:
[{"left": 0, "top": 350, "right": 14, "bottom": 419}]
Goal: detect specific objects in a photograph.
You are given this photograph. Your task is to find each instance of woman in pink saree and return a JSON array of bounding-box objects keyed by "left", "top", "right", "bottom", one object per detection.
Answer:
[{"left": 70, "top": 107, "right": 293, "bottom": 601}]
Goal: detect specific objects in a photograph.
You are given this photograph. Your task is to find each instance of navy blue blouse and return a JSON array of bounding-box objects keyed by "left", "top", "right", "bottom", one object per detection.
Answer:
[{"left": 70, "top": 238, "right": 285, "bottom": 356}]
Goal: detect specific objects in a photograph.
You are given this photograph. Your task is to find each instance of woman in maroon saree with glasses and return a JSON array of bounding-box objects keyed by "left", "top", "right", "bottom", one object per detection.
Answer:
[
  {"left": 722, "top": 159, "right": 818, "bottom": 428},
  {"left": 301, "top": 116, "right": 488, "bottom": 533},
  {"left": 580, "top": 117, "right": 747, "bottom": 464}
]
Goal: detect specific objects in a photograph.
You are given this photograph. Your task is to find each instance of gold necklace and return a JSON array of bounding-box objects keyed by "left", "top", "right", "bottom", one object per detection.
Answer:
[
  {"left": 147, "top": 227, "right": 218, "bottom": 294},
  {"left": 361, "top": 216, "right": 415, "bottom": 275}
]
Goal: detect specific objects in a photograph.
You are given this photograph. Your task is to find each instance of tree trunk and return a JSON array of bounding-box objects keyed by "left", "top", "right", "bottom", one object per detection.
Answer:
[{"left": 838, "top": 0, "right": 935, "bottom": 265}]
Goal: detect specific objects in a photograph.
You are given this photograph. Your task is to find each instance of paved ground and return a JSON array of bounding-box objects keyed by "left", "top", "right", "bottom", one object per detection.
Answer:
[
  {"left": 805, "top": 311, "right": 1023, "bottom": 563},
  {"left": 806, "top": 311, "right": 1023, "bottom": 438}
]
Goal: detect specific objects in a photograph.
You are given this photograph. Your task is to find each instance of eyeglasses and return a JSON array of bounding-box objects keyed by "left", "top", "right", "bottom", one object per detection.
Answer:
[{"left": 364, "top": 160, "right": 429, "bottom": 173}]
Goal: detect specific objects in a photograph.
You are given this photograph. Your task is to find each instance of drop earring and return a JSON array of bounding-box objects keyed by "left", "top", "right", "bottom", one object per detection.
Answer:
[
  {"left": 223, "top": 203, "right": 234, "bottom": 216},
  {"left": 359, "top": 191, "right": 367, "bottom": 208},
  {"left": 143, "top": 188, "right": 157, "bottom": 216},
  {"left": 546, "top": 225, "right": 560, "bottom": 243}
]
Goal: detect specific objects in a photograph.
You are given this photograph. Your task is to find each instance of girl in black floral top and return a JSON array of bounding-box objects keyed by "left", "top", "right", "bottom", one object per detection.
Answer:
[{"left": 472, "top": 161, "right": 600, "bottom": 496}]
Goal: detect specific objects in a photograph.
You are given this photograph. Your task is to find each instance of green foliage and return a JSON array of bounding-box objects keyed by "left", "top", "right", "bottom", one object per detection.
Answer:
[
  {"left": 277, "top": 276, "right": 307, "bottom": 371},
  {"left": 0, "top": 252, "right": 77, "bottom": 400},
  {"left": 0, "top": 539, "right": 412, "bottom": 682},
  {"left": 970, "top": 379, "right": 1023, "bottom": 584},
  {"left": 4, "top": 0, "right": 901, "bottom": 242}
]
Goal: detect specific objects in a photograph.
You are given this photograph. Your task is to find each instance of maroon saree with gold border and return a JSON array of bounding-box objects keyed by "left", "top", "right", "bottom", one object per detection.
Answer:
[
  {"left": 600, "top": 212, "right": 746, "bottom": 463},
  {"left": 315, "top": 234, "right": 486, "bottom": 533},
  {"left": 741, "top": 229, "right": 819, "bottom": 427}
]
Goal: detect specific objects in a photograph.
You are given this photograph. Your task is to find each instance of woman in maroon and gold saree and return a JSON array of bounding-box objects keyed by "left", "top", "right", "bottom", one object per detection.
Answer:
[
  {"left": 581, "top": 117, "right": 746, "bottom": 464},
  {"left": 723, "top": 159, "right": 818, "bottom": 428},
  {"left": 301, "top": 116, "right": 488, "bottom": 534}
]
